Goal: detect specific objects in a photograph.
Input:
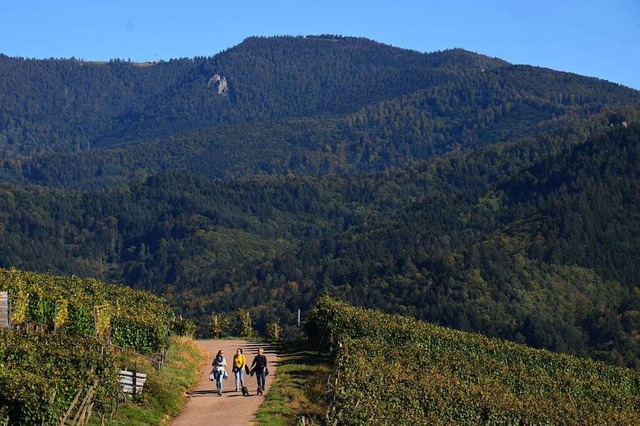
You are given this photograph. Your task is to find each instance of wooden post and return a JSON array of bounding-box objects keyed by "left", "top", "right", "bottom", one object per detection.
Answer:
[
  {"left": 54, "top": 300, "right": 59, "bottom": 332},
  {"left": 93, "top": 306, "right": 97, "bottom": 337},
  {"left": 93, "top": 304, "right": 110, "bottom": 339},
  {"left": 132, "top": 361, "right": 138, "bottom": 397},
  {"left": 0, "top": 292, "right": 9, "bottom": 329},
  {"left": 59, "top": 388, "right": 83, "bottom": 426}
]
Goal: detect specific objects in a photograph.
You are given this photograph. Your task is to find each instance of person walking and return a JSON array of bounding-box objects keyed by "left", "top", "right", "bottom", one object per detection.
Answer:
[
  {"left": 232, "top": 348, "right": 247, "bottom": 392},
  {"left": 212, "top": 350, "right": 227, "bottom": 396},
  {"left": 250, "top": 347, "right": 268, "bottom": 395}
]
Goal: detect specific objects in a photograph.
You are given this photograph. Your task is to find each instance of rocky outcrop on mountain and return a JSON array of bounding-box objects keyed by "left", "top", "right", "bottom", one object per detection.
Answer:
[{"left": 207, "top": 74, "right": 228, "bottom": 95}]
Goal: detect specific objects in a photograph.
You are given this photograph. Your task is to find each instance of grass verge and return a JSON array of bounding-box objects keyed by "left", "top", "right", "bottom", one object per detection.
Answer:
[
  {"left": 255, "top": 340, "right": 330, "bottom": 426},
  {"left": 103, "top": 335, "right": 205, "bottom": 425}
]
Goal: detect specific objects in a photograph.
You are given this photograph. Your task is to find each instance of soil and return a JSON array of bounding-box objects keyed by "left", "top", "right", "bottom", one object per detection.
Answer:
[{"left": 171, "top": 339, "right": 277, "bottom": 426}]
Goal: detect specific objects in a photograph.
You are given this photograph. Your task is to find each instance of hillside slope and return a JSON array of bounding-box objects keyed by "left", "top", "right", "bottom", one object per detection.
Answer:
[
  {"left": 0, "top": 36, "right": 639, "bottom": 368},
  {"left": 0, "top": 118, "right": 638, "bottom": 366},
  {"left": 306, "top": 297, "right": 640, "bottom": 425},
  {"left": 0, "top": 268, "right": 175, "bottom": 425}
]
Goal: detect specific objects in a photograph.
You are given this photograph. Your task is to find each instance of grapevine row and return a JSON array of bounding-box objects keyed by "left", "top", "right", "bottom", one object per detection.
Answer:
[
  {"left": 306, "top": 296, "right": 640, "bottom": 425},
  {"left": 0, "top": 268, "right": 172, "bottom": 354}
]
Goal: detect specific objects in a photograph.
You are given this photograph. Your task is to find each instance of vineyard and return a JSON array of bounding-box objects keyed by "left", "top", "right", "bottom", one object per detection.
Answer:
[
  {"left": 0, "top": 329, "right": 119, "bottom": 424},
  {"left": 0, "top": 268, "right": 173, "bottom": 354},
  {"left": 306, "top": 297, "right": 640, "bottom": 425},
  {"left": 0, "top": 268, "right": 176, "bottom": 425}
]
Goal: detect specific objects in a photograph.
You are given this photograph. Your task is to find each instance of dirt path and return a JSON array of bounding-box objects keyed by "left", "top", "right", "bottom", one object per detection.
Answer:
[{"left": 172, "top": 339, "right": 277, "bottom": 426}]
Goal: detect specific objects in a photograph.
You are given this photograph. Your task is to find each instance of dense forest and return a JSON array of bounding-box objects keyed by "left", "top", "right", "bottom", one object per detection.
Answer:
[{"left": 1, "top": 35, "right": 639, "bottom": 367}]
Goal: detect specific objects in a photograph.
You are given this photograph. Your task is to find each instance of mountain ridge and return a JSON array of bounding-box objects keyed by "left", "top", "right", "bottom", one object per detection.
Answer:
[
  {"left": 2, "top": 36, "right": 639, "bottom": 188},
  {"left": 2, "top": 36, "right": 637, "bottom": 164}
]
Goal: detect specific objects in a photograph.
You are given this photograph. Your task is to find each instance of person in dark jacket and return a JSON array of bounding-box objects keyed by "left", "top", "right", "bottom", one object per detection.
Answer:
[
  {"left": 250, "top": 347, "right": 268, "bottom": 395},
  {"left": 212, "top": 350, "right": 227, "bottom": 396}
]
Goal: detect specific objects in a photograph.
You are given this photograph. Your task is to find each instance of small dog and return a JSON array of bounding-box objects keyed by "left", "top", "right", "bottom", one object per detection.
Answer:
[{"left": 241, "top": 386, "right": 249, "bottom": 396}]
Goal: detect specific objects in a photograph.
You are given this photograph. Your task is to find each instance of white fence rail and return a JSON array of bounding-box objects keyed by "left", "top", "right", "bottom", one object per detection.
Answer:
[{"left": 119, "top": 370, "right": 147, "bottom": 395}]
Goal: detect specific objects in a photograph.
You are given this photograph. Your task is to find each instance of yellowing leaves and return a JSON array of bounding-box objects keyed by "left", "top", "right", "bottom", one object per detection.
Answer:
[{"left": 307, "top": 297, "right": 640, "bottom": 425}]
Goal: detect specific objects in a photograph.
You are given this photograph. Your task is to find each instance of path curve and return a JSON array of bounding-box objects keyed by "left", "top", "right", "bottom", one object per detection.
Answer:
[{"left": 172, "top": 339, "right": 277, "bottom": 426}]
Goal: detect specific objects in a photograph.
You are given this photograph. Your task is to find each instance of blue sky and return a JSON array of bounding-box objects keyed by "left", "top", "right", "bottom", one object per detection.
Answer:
[{"left": 1, "top": 0, "right": 639, "bottom": 89}]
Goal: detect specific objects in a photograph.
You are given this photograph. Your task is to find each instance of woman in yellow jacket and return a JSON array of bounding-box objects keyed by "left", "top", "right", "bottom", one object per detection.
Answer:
[{"left": 232, "top": 348, "right": 247, "bottom": 392}]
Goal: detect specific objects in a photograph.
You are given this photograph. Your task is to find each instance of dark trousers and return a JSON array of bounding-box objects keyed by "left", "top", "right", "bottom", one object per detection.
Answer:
[{"left": 255, "top": 369, "right": 266, "bottom": 389}]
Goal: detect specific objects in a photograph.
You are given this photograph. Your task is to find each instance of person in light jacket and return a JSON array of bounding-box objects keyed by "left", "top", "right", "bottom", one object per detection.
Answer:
[
  {"left": 232, "top": 347, "right": 247, "bottom": 391},
  {"left": 212, "top": 350, "right": 227, "bottom": 396},
  {"left": 250, "top": 347, "right": 268, "bottom": 395}
]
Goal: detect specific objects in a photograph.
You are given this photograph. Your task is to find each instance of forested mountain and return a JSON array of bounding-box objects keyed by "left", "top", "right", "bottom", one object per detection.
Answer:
[
  {"left": 1, "top": 36, "right": 639, "bottom": 367},
  {"left": 0, "top": 36, "right": 503, "bottom": 157},
  {"left": 1, "top": 36, "right": 638, "bottom": 187}
]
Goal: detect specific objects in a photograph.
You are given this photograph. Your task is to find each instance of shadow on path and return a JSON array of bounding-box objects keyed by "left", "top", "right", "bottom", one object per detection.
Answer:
[{"left": 171, "top": 339, "right": 278, "bottom": 426}]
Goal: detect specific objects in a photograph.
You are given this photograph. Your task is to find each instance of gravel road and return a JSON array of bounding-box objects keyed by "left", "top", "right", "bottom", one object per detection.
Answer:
[{"left": 171, "top": 339, "right": 277, "bottom": 426}]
